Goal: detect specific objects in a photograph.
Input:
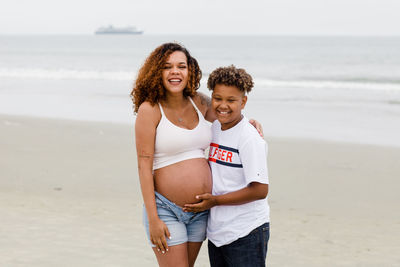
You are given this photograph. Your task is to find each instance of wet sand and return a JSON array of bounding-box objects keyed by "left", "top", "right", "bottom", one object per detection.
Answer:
[{"left": 1, "top": 114, "right": 399, "bottom": 266}]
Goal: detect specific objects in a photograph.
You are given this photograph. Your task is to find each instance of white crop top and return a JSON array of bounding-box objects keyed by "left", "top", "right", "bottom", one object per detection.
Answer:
[{"left": 153, "top": 97, "right": 212, "bottom": 170}]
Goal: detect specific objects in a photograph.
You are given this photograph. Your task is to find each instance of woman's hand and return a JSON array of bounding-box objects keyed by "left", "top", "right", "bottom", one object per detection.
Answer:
[
  {"left": 149, "top": 217, "right": 171, "bottom": 254},
  {"left": 183, "top": 193, "right": 217, "bottom": 213},
  {"left": 249, "top": 119, "right": 264, "bottom": 138}
]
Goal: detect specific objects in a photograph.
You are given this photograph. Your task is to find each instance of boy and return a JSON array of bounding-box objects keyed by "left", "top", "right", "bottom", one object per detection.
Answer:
[{"left": 184, "top": 65, "right": 270, "bottom": 267}]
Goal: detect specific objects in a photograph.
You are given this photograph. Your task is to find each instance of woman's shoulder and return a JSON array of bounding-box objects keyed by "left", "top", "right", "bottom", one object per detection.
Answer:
[
  {"left": 192, "top": 92, "right": 211, "bottom": 111},
  {"left": 192, "top": 92, "right": 210, "bottom": 113},
  {"left": 136, "top": 101, "right": 162, "bottom": 122},
  {"left": 137, "top": 101, "right": 159, "bottom": 112}
]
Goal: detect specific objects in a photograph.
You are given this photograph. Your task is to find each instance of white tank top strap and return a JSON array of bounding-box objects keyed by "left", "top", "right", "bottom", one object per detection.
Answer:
[
  {"left": 188, "top": 97, "right": 203, "bottom": 118},
  {"left": 158, "top": 102, "right": 165, "bottom": 117}
]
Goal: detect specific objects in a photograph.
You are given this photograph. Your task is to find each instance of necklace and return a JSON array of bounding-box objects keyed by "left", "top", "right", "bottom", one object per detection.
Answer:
[
  {"left": 176, "top": 101, "right": 187, "bottom": 123},
  {"left": 163, "top": 98, "right": 187, "bottom": 124}
]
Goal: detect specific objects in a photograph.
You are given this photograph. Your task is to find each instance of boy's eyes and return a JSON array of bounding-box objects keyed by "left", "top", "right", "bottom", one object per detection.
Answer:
[{"left": 212, "top": 97, "right": 236, "bottom": 102}]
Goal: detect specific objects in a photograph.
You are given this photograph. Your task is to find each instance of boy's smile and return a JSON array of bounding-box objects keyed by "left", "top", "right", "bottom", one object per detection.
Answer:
[{"left": 212, "top": 84, "right": 247, "bottom": 130}]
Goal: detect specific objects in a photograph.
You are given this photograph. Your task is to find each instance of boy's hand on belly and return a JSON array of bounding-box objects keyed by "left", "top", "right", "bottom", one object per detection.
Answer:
[{"left": 183, "top": 193, "right": 217, "bottom": 212}]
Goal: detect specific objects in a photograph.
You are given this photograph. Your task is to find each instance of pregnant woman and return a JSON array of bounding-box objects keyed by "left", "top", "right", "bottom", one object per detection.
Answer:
[{"left": 132, "top": 42, "right": 215, "bottom": 267}]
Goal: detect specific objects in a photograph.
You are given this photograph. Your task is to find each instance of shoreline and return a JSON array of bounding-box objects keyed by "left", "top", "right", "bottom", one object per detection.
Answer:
[
  {"left": 1, "top": 114, "right": 399, "bottom": 266},
  {"left": 2, "top": 112, "right": 400, "bottom": 149}
]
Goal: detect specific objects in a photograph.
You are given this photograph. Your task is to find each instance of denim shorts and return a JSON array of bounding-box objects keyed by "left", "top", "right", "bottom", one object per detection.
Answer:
[
  {"left": 208, "top": 222, "right": 270, "bottom": 267},
  {"left": 143, "top": 191, "right": 209, "bottom": 247}
]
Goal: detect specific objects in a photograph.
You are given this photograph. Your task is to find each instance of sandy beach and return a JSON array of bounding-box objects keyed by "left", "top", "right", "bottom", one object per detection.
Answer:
[{"left": 1, "top": 114, "right": 399, "bottom": 267}]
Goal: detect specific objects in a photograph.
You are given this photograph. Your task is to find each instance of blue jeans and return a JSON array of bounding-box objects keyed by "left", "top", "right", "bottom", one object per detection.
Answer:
[
  {"left": 208, "top": 222, "right": 270, "bottom": 267},
  {"left": 143, "top": 192, "right": 209, "bottom": 247}
]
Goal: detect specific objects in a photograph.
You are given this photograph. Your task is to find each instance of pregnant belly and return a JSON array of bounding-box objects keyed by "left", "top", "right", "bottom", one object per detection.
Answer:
[{"left": 154, "top": 158, "right": 212, "bottom": 207}]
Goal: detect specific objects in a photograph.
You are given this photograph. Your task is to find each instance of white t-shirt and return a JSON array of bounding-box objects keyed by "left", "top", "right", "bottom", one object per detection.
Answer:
[{"left": 207, "top": 116, "right": 270, "bottom": 247}]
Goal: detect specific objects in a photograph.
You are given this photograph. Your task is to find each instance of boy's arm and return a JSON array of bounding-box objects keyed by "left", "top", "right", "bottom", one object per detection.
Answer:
[{"left": 183, "top": 182, "right": 268, "bottom": 213}]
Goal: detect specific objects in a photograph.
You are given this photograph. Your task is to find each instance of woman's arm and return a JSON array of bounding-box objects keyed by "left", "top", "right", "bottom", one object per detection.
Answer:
[
  {"left": 135, "top": 102, "right": 170, "bottom": 253},
  {"left": 183, "top": 182, "right": 268, "bottom": 212}
]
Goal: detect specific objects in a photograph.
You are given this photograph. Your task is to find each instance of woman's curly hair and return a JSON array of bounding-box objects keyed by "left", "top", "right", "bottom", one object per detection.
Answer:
[
  {"left": 207, "top": 65, "right": 254, "bottom": 93},
  {"left": 131, "top": 42, "right": 202, "bottom": 113}
]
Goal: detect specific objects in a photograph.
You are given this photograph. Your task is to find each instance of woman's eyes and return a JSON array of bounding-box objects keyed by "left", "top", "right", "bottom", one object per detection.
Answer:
[{"left": 163, "top": 65, "right": 187, "bottom": 69}]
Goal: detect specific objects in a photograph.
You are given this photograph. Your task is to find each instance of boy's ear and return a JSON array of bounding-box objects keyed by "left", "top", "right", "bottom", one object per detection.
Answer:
[{"left": 241, "top": 95, "right": 247, "bottom": 109}]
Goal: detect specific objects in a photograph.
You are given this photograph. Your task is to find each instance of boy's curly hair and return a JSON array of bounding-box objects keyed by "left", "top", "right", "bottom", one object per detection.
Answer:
[
  {"left": 207, "top": 65, "right": 254, "bottom": 93},
  {"left": 131, "top": 42, "right": 202, "bottom": 113}
]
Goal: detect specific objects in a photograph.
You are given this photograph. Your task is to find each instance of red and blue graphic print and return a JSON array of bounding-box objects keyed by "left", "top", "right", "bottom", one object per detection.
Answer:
[{"left": 208, "top": 143, "right": 243, "bottom": 168}]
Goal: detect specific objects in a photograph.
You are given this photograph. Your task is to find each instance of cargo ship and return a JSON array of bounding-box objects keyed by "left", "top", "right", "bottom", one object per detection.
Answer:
[{"left": 95, "top": 25, "right": 143, "bottom": 35}]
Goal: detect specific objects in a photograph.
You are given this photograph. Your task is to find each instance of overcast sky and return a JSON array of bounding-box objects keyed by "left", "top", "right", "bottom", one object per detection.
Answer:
[{"left": 1, "top": 0, "right": 400, "bottom": 35}]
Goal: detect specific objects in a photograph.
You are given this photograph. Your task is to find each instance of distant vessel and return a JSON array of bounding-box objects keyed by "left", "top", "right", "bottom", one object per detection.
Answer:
[{"left": 95, "top": 25, "right": 143, "bottom": 35}]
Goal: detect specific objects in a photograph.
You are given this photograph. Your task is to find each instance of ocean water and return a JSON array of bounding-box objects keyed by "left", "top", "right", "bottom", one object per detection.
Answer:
[{"left": 1, "top": 35, "right": 400, "bottom": 146}]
